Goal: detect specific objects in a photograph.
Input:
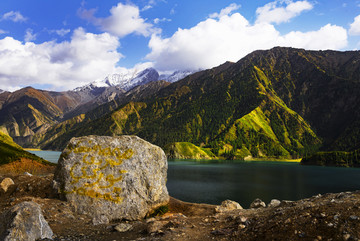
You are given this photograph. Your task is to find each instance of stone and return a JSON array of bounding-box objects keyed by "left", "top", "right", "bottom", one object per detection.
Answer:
[
  {"left": 0, "top": 177, "right": 14, "bottom": 192},
  {"left": 92, "top": 215, "right": 109, "bottom": 225},
  {"left": 250, "top": 198, "right": 266, "bottom": 209},
  {"left": 268, "top": 199, "right": 281, "bottom": 208},
  {"left": 54, "top": 135, "right": 169, "bottom": 223},
  {"left": 343, "top": 234, "right": 351, "bottom": 241},
  {"left": 114, "top": 223, "right": 132, "bottom": 232},
  {"left": 349, "top": 215, "right": 359, "bottom": 220},
  {"left": 0, "top": 201, "right": 53, "bottom": 241},
  {"left": 147, "top": 220, "right": 168, "bottom": 234},
  {"left": 238, "top": 216, "right": 248, "bottom": 223},
  {"left": 238, "top": 224, "right": 246, "bottom": 230},
  {"left": 215, "top": 200, "right": 243, "bottom": 213}
]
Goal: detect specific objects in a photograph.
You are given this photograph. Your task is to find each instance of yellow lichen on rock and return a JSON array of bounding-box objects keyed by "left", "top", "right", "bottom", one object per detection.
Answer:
[{"left": 67, "top": 143, "right": 133, "bottom": 204}]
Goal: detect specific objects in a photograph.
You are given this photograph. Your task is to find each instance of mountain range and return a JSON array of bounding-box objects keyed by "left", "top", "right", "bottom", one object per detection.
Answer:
[
  {"left": 1, "top": 47, "right": 360, "bottom": 163},
  {"left": 0, "top": 68, "right": 192, "bottom": 146}
]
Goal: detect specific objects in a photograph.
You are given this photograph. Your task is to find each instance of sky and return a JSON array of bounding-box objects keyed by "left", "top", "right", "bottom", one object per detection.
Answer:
[{"left": 0, "top": 0, "right": 360, "bottom": 92}]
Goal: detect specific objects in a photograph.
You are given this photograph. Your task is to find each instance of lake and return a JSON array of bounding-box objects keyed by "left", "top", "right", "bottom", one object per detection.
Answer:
[
  {"left": 30, "top": 151, "right": 360, "bottom": 208},
  {"left": 28, "top": 150, "right": 62, "bottom": 163}
]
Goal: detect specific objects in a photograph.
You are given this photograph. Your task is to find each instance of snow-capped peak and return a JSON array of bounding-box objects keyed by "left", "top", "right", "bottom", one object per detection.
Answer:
[
  {"left": 159, "top": 70, "right": 195, "bottom": 83},
  {"left": 74, "top": 68, "right": 198, "bottom": 93}
]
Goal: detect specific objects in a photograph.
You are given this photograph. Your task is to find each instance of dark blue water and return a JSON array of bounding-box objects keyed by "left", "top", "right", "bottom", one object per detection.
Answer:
[
  {"left": 167, "top": 160, "right": 360, "bottom": 207},
  {"left": 30, "top": 151, "right": 360, "bottom": 208}
]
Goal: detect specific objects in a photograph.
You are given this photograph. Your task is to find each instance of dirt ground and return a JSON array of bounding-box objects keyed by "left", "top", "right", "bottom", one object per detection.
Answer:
[{"left": 1, "top": 171, "right": 360, "bottom": 241}]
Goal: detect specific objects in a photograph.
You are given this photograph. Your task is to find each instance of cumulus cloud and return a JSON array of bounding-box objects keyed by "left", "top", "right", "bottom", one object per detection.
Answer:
[
  {"left": 279, "top": 24, "right": 347, "bottom": 49},
  {"left": 0, "top": 28, "right": 124, "bottom": 91},
  {"left": 1, "top": 11, "right": 27, "bottom": 22},
  {"left": 146, "top": 6, "right": 347, "bottom": 71},
  {"left": 349, "top": 15, "right": 360, "bottom": 36},
  {"left": 79, "top": 3, "right": 159, "bottom": 38},
  {"left": 256, "top": 0, "right": 313, "bottom": 24}
]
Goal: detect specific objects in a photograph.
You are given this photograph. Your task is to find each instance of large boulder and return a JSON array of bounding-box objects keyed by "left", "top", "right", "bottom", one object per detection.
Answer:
[
  {"left": 53, "top": 135, "right": 169, "bottom": 223},
  {"left": 0, "top": 201, "right": 53, "bottom": 241}
]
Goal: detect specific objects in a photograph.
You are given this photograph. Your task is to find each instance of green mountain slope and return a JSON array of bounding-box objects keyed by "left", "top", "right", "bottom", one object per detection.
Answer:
[
  {"left": 15, "top": 47, "right": 360, "bottom": 161},
  {"left": 239, "top": 47, "right": 360, "bottom": 151},
  {"left": 0, "top": 132, "right": 50, "bottom": 165},
  {"left": 42, "top": 58, "right": 321, "bottom": 160},
  {"left": 301, "top": 149, "right": 360, "bottom": 167}
]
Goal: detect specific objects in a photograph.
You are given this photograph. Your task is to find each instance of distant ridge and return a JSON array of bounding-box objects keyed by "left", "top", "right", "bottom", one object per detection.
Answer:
[
  {"left": 74, "top": 68, "right": 196, "bottom": 92},
  {"left": 2, "top": 47, "right": 360, "bottom": 162}
]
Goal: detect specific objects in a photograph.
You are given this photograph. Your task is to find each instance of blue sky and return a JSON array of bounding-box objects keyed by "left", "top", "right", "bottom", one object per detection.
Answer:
[{"left": 0, "top": 0, "right": 360, "bottom": 91}]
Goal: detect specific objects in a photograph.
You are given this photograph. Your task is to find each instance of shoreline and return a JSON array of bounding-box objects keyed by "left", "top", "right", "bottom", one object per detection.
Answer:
[
  {"left": 244, "top": 158, "right": 302, "bottom": 163},
  {"left": 24, "top": 148, "right": 42, "bottom": 151}
]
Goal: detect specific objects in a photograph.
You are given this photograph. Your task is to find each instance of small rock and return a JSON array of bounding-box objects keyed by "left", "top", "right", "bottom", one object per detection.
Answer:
[
  {"left": 267, "top": 199, "right": 281, "bottom": 208},
  {"left": 238, "top": 216, "right": 248, "bottom": 223},
  {"left": 316, "top": 235, "right": 322, "bottom": 240},
  {"left": 298, "top": 231, "right": 306, "bottom": 238},
  {"left": 349, "top": 215, "right": 358, "bottom": 220},
  {"left": 146, "top": 218, "right": 156, "bottom": 223},
  {"left": 0, "top": 201, "right": 53, "bottom": 240},
  {"left": 343, "top": 234, "right": 351, "bottom": 241},
  {"left": 250, "top": 198, "right": 266, "bottom": 209},
  {"left": 215, "top": 200, "right": 243, "bottom": 213},
  {"left": 238, "top": 224, "right": 246, "bottom": 230},
  {"left": 0, "top": 178, "right": 14, "bottom": 192},
  {"left": 147, "top": 220, "right": 168, "bottom": 234},
  {"left": 114, "top": 223, "right": 132, "bottom": 232}
]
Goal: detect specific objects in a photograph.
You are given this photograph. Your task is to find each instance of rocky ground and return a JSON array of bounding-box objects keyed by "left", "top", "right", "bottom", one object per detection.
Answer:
[{"left": 1, "top": 173, "right": 360, "bottom": 241}]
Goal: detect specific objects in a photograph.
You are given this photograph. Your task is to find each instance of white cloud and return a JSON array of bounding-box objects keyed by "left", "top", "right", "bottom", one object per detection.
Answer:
[
  {"left": 279, "top": 24, "right": 347, "bottom": 49},
  {"left": 1, "top": 11, "right": 27, "bottom": 22},
  {"left": 49, "top": 28, "right": 71, "bottom": 37},
  {"left": 209, "top": 3, "right": 241, "bottom": 19},
  {"left": 256, "top": 0, "right": 313, "bottom": 24},
  {"left": 0, "top": 29, "right": 6, "bottom": 34},
  {"left": 142, "top": 0, "right": 165, "bottom": 11},
  {"left": 24, "top": 28, "right": 37, "bottom": 42},
  {"left": 79, "top": 3, "right": 159, "bottom": 38},
  {"left": 0, "top": 28, "right": 125, "bottom": 91},
  {"left": 170, "top": 4, "right": 177, "bottom": 15},
  {"left": 349, "top": 15, "right": 360, "bottom": 36},
  {"left": 154, "top": 17, "right": 171, "bottom": 24},
  {"left": 146, "top": 8, "right": 347, "bottom": 71}
]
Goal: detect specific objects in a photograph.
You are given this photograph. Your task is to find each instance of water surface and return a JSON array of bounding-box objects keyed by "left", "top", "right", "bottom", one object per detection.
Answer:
[
  {"left": 167, "top": 160, "right": 360, "bottom": 207},
  {"left": 30, "top": 151, "right": 360, "bottom": 208},
  {"left": 28, "top": 150, "right": 62, "bottom": 163}
]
